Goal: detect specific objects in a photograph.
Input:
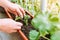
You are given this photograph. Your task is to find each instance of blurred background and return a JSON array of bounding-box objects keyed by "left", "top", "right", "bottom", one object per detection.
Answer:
[{"left": 11, "top": 0, "right": 60, "bottom": 15}]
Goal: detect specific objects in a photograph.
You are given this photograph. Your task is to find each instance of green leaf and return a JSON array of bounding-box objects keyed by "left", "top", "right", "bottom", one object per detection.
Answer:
[
  {"left": 56, "top": 3, "right": 59, "bottom": 7},
  {"left": 23, "top": 15, "right": 30, "bottom": 26},
  {"left": 15, "top": 16, "right": 21, "bottom": 21},
  {"left": 11, "top": 0, "right": 17, "bottom": 3},
  {"left": 31, "top": 14, "right": 44, "bottom": 29},
  {"left": 49, "top": 13, "right": 59, "bottom": 23},
  {"left": 51, "top": 31, "right": 60, "bottom": 40},
  {"left": 48, "top": 25, "right": 58, "bottom": 35},
  {"left": 31, "top": 14, "right": 50, "bottom": 35},
  {"left": 29, "top": 30, "right": 39, "bottom": 40},
  {"left": 24, "top": 15, "right": 30, "bottom": 20},
  {"left": 39, "top": 25, "right": 48, "bottom": 36}
]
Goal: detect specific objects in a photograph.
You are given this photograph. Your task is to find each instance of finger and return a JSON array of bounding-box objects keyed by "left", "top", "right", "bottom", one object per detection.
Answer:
[
  {"left": 16, "top": 9, "right": 23, "bottom": 18},
  {"left": 12, "top": 26, "right": 21, "bottom": 30},
  {"left": 19, "top": 7, "right": 25, "bottom": 16},
  {"left": 8, "top": 8, "right": 17, "bottom": 15},
  {"left": 14, "top": 12, "right": 18, "bottom": 16},
  {"left": 9, "top": 30, "right": 17, "bottom": 33},
  {"left": 11, "top": 30, "right": 17, "bottom": 32},
  {"left": 16, "top": 22, "right": 23, "bottom": 26},
  {"left": 15, "top": 4, "right": 25, "bottom": 16}
]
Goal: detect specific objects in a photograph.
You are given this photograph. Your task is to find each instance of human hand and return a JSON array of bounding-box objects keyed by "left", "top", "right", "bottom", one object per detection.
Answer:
[
  {"left": 0, "top": 0, "right": 25, "bottom": 18},
  {"left": 0, "top": 19, "right": 23, "bottom": 33},
  {"left": 6, "top": 3, "right": 25, "bottom": 18}
]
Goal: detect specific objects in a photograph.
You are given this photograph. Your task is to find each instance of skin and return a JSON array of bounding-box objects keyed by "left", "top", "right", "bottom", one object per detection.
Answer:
[{"left": 0, "top": 0, "right": 25, "bottom": 33}]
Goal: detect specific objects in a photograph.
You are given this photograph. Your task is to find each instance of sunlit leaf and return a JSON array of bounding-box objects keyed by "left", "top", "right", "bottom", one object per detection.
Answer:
[
  {"left": 29, "top": 30, "right": 39, "bottom": 40},
  {"left": 51, "top": 31, "right": 60, "bottom": 40}
]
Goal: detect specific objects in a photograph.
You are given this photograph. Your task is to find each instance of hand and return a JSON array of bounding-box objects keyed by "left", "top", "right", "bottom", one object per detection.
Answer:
[
  {"left": 0, "top": 19, "right": 23, "bottom": 33},
  {"left": 0, "top": 0, "right": 25, "bottom": 18},
  {"left": 7, "top": 3, "right": 25, "bottom": 18}
]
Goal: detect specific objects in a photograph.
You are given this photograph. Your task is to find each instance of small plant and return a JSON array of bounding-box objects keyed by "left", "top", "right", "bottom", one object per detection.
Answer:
[
  {"left": 15, "top": 14, "right": 30, "bottom": 26},
  {"left": 23, "top": 15, "right": 30, "bottom": 26}
]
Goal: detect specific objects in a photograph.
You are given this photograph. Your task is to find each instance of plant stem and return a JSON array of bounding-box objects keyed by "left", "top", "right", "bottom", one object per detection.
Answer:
[
  {"left": 41, "top": 36, "right": 50, "bottom": 40},
  {"left": 17, "top": 0, "right": 20, "bottom": 4}
]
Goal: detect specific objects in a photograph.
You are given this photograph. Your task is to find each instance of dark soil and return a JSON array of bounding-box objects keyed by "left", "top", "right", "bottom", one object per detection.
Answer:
[{"left": 15, "top": 18, "right": 35, "bottom": 39}]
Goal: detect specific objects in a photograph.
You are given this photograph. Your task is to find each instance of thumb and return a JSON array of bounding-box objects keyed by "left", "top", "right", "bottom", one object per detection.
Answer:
[{"left": 16, "top": 22, "right": 23, "bottom": 26}]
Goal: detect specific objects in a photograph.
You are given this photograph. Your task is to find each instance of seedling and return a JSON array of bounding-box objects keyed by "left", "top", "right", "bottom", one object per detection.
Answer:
[{"left": 15, "top": 14, "right": 30, "bottom": 26}]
